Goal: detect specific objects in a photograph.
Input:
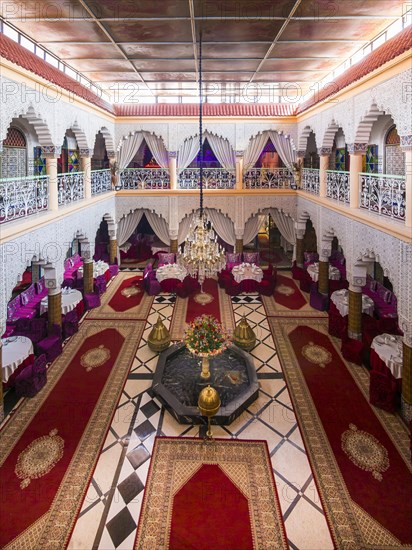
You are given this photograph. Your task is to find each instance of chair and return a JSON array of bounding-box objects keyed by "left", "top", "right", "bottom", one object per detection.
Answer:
[
  {"left": 258, "top": 277, "right": 275, "bottom": 296},
  {"left": 240, "top": 279, "right": 258, "bottom": 293},
  {"left": 243, "top": 252, "right": 259, "bottom": 265},
  {"left": 225, "top": 278, "right": 242, "bottom": 296},
  {"left": 143, "top": 273, "right": 161, "bottom": 296},
  {"left": 13, "top": 317, "right": 47, "bottom": 344},
  {"left": 62, "top": 309, "right": 79, "bottom": 340},
  {"left": 328, "top": 303, "right": 347, "bottom": 339},
  {"left": 226, "top": 252, "right": 241, "bottom": 271},
  {"left": 157, "top": 252, "right": 175, "bottom": 267},
  {"left": 369, "top": 369, "right": 398, "bottom": 413},
  {"left": 341, "top": 336, "right": 364, "bottom": 366},
  {"left": 109, "top": 264, "right": 119, "bottom": 279},
  {"left": 143, "top": 262, "right": 153, "bottom": 279},
  {"left": 309, "top": 287, "right": 329, "bottom": 311},
  {"left": 183, "top": 275, "right": 200, "bottom": 295},
  {"left": 299, "top": 271, "right": 312, "bottom": 293},
  {"left": 94, "top": 275, "right": 107, "bottom": 295},
  {"left": 160, "top": 278, "right": 180, "bottom": 293},
  {"left": 84, "top": 293, "right": 101, "bottom": 310},
  {"left": 176, "top": 281, "right": 189, "bottom": 298},
  {"left": 35, "top": 325, "right": 62, "bottom": 363},
  {"left": 15, "top": 354, "right": 47, "bottom": 398}
]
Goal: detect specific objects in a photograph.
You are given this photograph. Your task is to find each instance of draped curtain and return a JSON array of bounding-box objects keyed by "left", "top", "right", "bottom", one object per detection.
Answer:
[
  {"left": 204, "top": 208, "right": 236, "bottom": 246},
  {"left": 243, "top": 132, "right": 271, "bottom": 173},
  {"left": 117, "top": 133, "right": 145, "bottom": 170},
  {"left": 178, "top": 212, "right": 195, "bottom": 245},
  {"left": 144, "top": 210, "right": 170, "bottom": 245},
  {"left": 177, "top": 135, "right": 200, "bottom": 173},
  {"left": 243, "top": 214, "right": 265, "bottom": 246},
  {"left": 267, "top": 208, "right": 297, "bottom": 260},
  {"left": 143, "top": 132, "right": 169, "bottom": 168},
  {"left": 204, "top": 131, "right": 236, "bottom": 170},
  {"left": 268, "top": 131, "right": 297, "bottom": 172},
  {"left": 118, "top": 210, "right": 144, "bottom": 246}
]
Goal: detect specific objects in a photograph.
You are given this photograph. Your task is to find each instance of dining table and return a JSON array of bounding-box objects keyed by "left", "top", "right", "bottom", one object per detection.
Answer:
[
  {"left": 307, "top": 262, "right": 341, "bottom": 282},
  {"left": 77, "top": 260, "right": 109, "bottom": 279},
  {"left": 156, "top": 263, "right": 187, "bottom": 283},
  {"left": 2, "top": 335, "right": 34, "bottom": 383},
  {"left": 39, "top": 288, "right": 83, "bottom": 316},
  {"left": 371, "top": 333, "right": 403, "bottom": 379},
  {"left": 231, "top": 263, "right": 263, "bottom": 284},
  {"left": 331, "top": 289, "right": 375, "bottom": 317}
]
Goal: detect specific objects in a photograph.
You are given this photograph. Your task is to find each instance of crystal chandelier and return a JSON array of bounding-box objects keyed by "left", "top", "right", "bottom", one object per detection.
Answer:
[{"left": 178, "top": 32, "right": 226, "bottom": 289}]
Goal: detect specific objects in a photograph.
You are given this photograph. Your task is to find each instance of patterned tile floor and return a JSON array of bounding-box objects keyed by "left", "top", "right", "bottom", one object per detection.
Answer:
[{"left": 64, "top": 273, "right": 332, "bottom": 549}]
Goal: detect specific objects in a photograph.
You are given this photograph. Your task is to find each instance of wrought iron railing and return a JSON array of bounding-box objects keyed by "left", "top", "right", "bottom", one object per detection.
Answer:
[
  {"left": 178, "top": 168, "right": 235, "bottom": 189},
  {"left": 243, "top": 168, "right": 293, "bottom": 189},
  {"left": 120, "top": 168, "right": 170, "bottom": 189},
  {"left": 91, "top": 169, "right": 112, "bottom": 195},
  {"left": 57, "top": 171, "right": 84, "bottom": 206},
  {"left": 0, "top": 175, "right": 49, "bottom": 224},
  {"left": 301, "top": 168, "right": 320, "bottom": 195},
  {"left": 326, "top": 170, "right": 350, "bottom": 203},
  {"left": 359, "top": 172, "right": 406, "bottom": 221}
]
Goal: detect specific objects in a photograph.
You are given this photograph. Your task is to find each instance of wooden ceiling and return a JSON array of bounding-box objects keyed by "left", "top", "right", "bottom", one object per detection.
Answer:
[{"left": 3, "top": 0, "right": 406, "bottom": 102}]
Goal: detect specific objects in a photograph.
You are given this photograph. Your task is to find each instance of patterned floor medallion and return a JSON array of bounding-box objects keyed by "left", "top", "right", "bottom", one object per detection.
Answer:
[
  {"left": 276, "top": 284, "right": 295, "bottom": 296},
  {"left": 80, "top": 345, "right": 111, "bottom": 372},
  {"left": 301, "top": 341, "right": 332, "bottom": 368},
  {"left": 193, "top": 292, "right": 214, "bottom": 305},
  {"left": 15, "top": 429, "right": 64, "bottom": 489},
  {"left": 120, "top": 285, "right": 141, "bottom": 298},
  {"left": 341, "top": 424, "right": 390, "bottom": 481}
]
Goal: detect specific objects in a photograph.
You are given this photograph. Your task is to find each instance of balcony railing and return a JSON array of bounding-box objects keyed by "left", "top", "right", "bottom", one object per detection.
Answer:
[
  {"left": 326, "top": 170, "right": 350, "bottom": 204},
  {"left": 178, "top": 168, "right": 235, "bottom": 189},
  {"left": 243, "top": 168, "right": 293, "bottom": 189},
  {"left": 301, "top": 168, "right": 320, "bottom": 195},
  {"left": 120, "top": 168, "right": 170, "bottom": 189},
  {"left": 91, "top": 169, "right": 112, "bottom": 195},
  {"left": 58, "top": 171, "right": 84, "bottom": 206},
  {"left": 0, "top": 175, "right": 49, "bottom": 224},
  {"left": 359, "top": 172, "right": 406, "bottom": 221}
]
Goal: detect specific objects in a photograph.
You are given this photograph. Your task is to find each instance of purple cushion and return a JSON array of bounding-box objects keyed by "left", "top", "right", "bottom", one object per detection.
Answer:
[
  {"left": 243, "top": 252, "right": 259, "bottom": 264},
  {"left": 20, "top": 293, "right": 29, "bottom": 306},
  {"left": 36, "top": 277, "right": 45, "bottom": 294},
  {"left": 158, "top": 253, "right": 175, "bottom": 265},
  {"left": 369, "top": 279, "right": 378, "bottom": 292},
  {"left": 226, "top": 253, "right": 241, "bottom": 263}
]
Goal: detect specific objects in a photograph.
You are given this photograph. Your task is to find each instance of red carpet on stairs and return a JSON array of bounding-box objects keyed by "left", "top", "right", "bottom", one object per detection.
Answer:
[{"left": 269, "top": 317, "right": 412, "bottom": 547}]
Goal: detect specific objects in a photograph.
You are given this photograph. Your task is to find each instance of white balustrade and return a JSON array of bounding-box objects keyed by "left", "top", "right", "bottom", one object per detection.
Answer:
[
  {"left": 57, "top": 171, "right": 84, "bottom": 206},
  {"left": 91, "top": 169, "right": 112, "bottom": 195},
  {"left": 178, "top": 168, "right": 235, "bottom": 189},
  {"left": 326, "top": 170, "right": 350, "bottom": 203},
  {"left": 302, "top": 168, "right": 320, "bottom": 194},
  {"left": 0, "top": 175, "right": 49, "bottom": 224},
  {"left": 243, "top": 167, "right": 293, "bottom": 189},
  {"left": 120, "top": 168, "right": 170, "bottom": 189},
  {"left": 359, "top": 172, "right": 406, "bottom": 221}
]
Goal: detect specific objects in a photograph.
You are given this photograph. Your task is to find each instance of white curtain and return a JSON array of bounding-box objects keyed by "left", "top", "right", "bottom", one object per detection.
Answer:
[
  {"left": 205, "top": 131, "right": 236, "bottom": 170},
  {"left": 267, "top": 208, "right": 297, "bottom": 260},
  {"left": 178, "top": 212, "right": 195, "bottom": 245},
  {"left": 243, "top": 132, "right": 271, "bottom": 173},
  {"left": 143, "top": 132, "right": 169, "bottom": 169},
  {"left": 243, "top": 214, "right": 265, "bottom": 246},
  {"left": 204, "top": 208, "right": 236, "bottom": 246},
  {"left": 144, "top": 210, "right": 170, "bottom": 245},
  {"left": 118, "top": 133, "right": 145, "bottom": 170},
  {"left": 268, "top": 131, "right": 297, "bottom": 172},
  {"left": 177, "top": 135, "right": 200, "bottom": 173},
  {"left": 118, "top": 210, "right": 144, "bottom": 246}
]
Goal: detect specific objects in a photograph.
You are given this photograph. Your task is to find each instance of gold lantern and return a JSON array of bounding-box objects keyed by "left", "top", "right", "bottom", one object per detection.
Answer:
[
  {"left": 232, "top": 315, "right": 256, "bottom": 351},
  {"left": 198, "top": 385, "right": 221, "bottom": 439},
  {"left": 147, "top": 316, "right": 171, "bottom": 353}
]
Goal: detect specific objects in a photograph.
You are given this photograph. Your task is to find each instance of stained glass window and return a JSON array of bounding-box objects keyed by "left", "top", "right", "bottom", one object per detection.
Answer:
[
  {"left": 335, "top": 148, "right": 346, "bottom": 171},
  {"left": 33, "top": 147, "right": 46, "bottom": 175},
  {"left": 365, "top": 145, "right": 378, "bottom": 173}
]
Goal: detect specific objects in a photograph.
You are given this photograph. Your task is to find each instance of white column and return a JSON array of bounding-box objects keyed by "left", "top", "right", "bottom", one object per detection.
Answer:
[
  {"left": 42, "top": 147, "right": 61, "bottom": 212},
  {"left": 80, "top": 150, "right": 92, "bottom": 200},
  {"left": 169, "top": 152, "right": 177, "bottom": 190},
  {"left": 348, "top": 144, "right": 367, "bottom": 210},
  {"left": 235, "top": 152, "right": 243, "bottom": 190},
  {"left": 318, "top": 148, "right": 331, "bottom": 199},
  {"left": 401, "top": 143, "right": 412, "bottom": 228}
]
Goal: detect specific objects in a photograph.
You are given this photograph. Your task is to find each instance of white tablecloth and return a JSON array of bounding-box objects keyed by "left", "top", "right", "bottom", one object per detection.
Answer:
[
  {"left": 77, "top": 260, "right": 109, "bottom": 279},
  {"left": 371, "top": 333, "right": 403, "bottom": 379},
  {"left": 232, "top": 263, "right": 263, "bottom": 283},
  {"left": 331, "top": 289, "right": 374, "bottom": 317},
  {"left": 156, "top": 263, "right": 187, "bottom": 282},
  {"left": 40, "top": 289, "right": 83, "bottom": 315},
  {"left": 307, "top": 262, "right": 341, "bottom": 282},
  {"left": 2, "top": 336, "right": 34, "bottom": 383}
]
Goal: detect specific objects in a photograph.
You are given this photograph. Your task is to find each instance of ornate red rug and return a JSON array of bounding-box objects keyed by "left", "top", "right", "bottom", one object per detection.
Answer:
[
  {"left": 86, "top": 272, "right": 154, "bottom": 320},
  {"left": 170, "top": 278, "right": 235, "bottom": 340},
  {"left": 269, "top": 317, "right": 412, "bottom": 548},
  {"left": 134, "top": 437, "right": 288, "bottom": 549},
  {"left": 0, "top": 319, "right": 145, "bottom": 549},
  {"left": 262, "top": 273, "right": 327, "bottom": 318}
]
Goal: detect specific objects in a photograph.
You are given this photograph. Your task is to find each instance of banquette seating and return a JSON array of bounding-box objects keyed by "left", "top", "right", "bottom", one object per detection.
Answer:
[{"left": 7, "top": 277, "right": 48, "bottom": 324}]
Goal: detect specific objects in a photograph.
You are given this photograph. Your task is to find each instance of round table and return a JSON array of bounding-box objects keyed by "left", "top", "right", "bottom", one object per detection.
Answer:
[
  {"left": 77, "top": 261, "right": 109, "bottom": 279},
  {"left": 371, "top": 333, "right": 403, "bottom": 379},
  {"left": 232, "top": 263, "right": 263, "bottom": 284},
  {"left": 40, "top": 289, "right": 83, "bottom": 316},
  {"left": 156, "top": 263, "right": 187, "bottom": 282},
  {"left": 307, "top": 262, "right": 341, "bottom": 282},
  {"left": 331, "top": 289, "right": 374, "bottom": 317},
  {"left": 2, "top": 336, "right": 34, "bottom": 383}
]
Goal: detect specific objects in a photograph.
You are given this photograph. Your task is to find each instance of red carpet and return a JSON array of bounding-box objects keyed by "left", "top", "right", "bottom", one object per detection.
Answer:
[
  {"left": 269, "top": 317, "right": 412, "bottom": 547},
  {"left": 170, "top": 278, "right": 235, "bottom": 339},
  {"left": 260, "top": 249, "right": 284, "bottom": 264},
  {"left": 274, "top": 274, "right": 307, "bottom": 309},
  {"left": 135, "top": 437, "right": 288, "bottom": 549},
  {"left": 108, "top": 274, "right": 144, "bottom": 312},
  {"left": 0, "top": 320, "right": 145, "bottom": 548}
]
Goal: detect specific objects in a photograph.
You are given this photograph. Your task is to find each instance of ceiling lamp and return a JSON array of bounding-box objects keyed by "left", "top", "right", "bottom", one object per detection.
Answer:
[{"left": 177, "top": 32, "right": 225, "bottom": 291}]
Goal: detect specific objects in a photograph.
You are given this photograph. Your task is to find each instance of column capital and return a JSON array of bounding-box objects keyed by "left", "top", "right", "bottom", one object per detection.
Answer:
[
  {"left": 168, "top": 151, "right": 178, "bottom": 159},
  {"left": 79, "top": 148, "right": 93, "bottom": 157},
  {"left": 296, "top": 149, "right": 306, "bottom": 158},
  {"left": 400, "top": 135, "right": 412, "bottom": 150},
  {"left": 235, "top": 150, "right": 244, "bottom": 158},
  {"left": 107, "top": 150, "right": 117, "bottom": 159},
  {"left": 347, "top": 143, "right": 368, "bottom": 155},
  {"left": 41, "top": 146, "right": 61, "bottom": 158},
  {"left": 317, "top": 147, "right": 332, "bottom": 156}
]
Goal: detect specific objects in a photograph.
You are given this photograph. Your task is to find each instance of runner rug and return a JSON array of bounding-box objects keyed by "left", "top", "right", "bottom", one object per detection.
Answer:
[
  {"left": 169, "top": 278, "right": 235, "bottom": 340},
  {"left": 262, "top": 273, "right": 327, "bottom": 318},
  {"left": 134, "top": 437, "right": 288, "bottom": 549},
  {"left": 0, "top": 319, "right": 145, "bottom": 550},
  {"left": 86, "top": 272, "right": 154, "bottom": 320},
  {"left": 269, "top": 316, "right": 412, "bottom": 548}
]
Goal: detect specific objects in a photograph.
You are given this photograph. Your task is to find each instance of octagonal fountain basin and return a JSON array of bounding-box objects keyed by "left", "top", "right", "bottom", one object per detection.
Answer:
[{"left": 152, "top": 342, "right": 259, "bottom": 425}]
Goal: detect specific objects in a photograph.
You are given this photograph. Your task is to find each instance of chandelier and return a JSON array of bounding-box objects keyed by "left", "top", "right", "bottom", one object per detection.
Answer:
[{"left": 178, "top": 32, "right": 226, "bottom": 288}]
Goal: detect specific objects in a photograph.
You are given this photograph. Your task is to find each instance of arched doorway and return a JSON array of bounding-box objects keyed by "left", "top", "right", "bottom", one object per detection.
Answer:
[{"left": 1, "top": 127, "right": 27, "bottom": 178}]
